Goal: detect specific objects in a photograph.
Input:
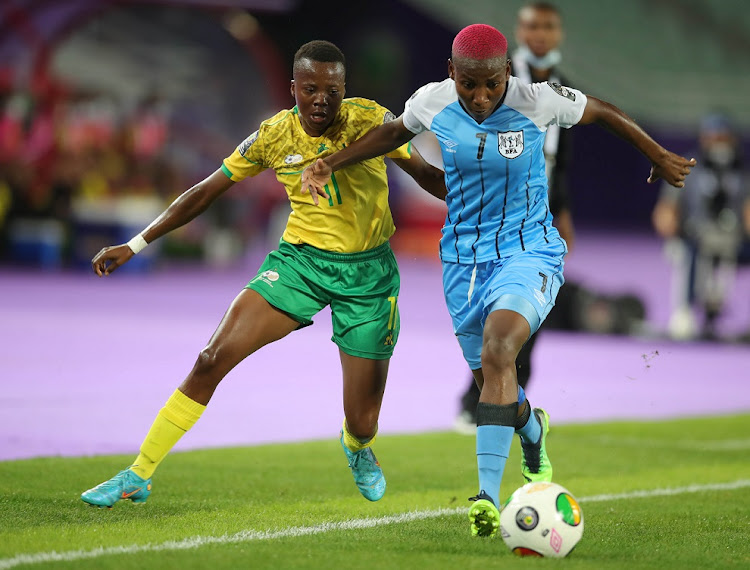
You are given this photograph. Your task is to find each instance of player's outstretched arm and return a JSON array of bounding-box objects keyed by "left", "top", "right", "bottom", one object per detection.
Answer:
[
  {"left": 391, "top": 145, "right": 447, "bottom": 201},
  {"left": 301, "top": 117, "right": 416, "bottom": 204},
  {"left": 578, "top": 96, "right": 696, "bottom": 188},
  {"left": 91, "top": 169, "right": 235, "bottom": 276}
]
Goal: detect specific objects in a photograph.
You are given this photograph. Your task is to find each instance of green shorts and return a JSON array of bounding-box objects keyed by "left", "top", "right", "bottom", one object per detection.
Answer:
[{"left": 246, "top": 240, "right": 400, "bottom": 360}]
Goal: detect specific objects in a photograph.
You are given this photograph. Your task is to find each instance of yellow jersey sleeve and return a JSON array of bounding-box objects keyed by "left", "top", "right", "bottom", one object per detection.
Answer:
[
  {"left": 385, "top": 140, "right": 412, "bottom": 160},
  {"left": 221, "top": 129, "right": 265, "bottom": 181}
]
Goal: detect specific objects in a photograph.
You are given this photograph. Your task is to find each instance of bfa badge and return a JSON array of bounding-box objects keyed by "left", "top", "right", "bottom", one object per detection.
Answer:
[{"left": 497, "top": 130, "right": 524, "bottom": 159}]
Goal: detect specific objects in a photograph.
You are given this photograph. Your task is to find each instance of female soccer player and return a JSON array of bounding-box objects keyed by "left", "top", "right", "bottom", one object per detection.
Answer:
[
  {"left": 81, "top": 40, "right": 446, "bottom": 508},
  {"left": 301, "top": 24, "right": 695, "bottom": 537}
]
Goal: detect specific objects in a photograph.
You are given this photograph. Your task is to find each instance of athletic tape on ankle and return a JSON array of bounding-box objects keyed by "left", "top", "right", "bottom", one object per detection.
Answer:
[{"left": 127, "top": 233, "right": 148, "bottom": 254}]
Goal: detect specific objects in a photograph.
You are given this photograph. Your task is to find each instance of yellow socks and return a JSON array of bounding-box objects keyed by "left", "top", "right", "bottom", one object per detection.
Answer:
[
  {"left": 341, "top": 419, "right": 376, "bottom": 453},
  {"left": 130, "top": 389, "right": 206, "bottom": 480}
]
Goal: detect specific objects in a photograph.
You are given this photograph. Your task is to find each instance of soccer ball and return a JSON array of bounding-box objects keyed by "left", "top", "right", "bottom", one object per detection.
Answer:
[{"left": 499, "top": 482, "right": 584, "bottom": 558}]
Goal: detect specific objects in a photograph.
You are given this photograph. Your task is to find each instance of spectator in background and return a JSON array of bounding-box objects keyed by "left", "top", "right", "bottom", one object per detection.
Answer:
[
  {"left": 1, "top": 78, "right": 73, "bottom": 267},
  {"left": 652, "top": 112, "right": 749, "bottom": 340},
  {"left": 511, "top": 1, "right": 574, "bottom": 250},
  {"left": 128, "top": 90, "right": 169, "bottom": 161}
]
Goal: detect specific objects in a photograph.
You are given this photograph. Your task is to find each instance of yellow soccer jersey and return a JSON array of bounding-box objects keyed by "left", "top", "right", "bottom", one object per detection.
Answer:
[{"left": 221, "top": 98, "right": 411, "bottom": 253}]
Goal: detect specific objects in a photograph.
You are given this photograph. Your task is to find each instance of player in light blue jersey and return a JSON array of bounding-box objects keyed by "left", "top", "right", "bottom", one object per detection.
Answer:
[{"left": 302, "top": 24, "right": 695, "bottom": 537}]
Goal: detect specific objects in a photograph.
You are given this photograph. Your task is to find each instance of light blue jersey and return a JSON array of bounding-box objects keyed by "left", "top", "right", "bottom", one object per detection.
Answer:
[{"left": 403, "top": 76, "right": 587, "bottom": 264}]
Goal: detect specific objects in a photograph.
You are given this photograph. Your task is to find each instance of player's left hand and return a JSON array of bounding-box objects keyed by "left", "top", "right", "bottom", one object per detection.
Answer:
[
  {"left": 648, "top": 152, "right": 696, "bottom": 188},
  {"left": 301, "top": 159, "right": 332, "bottom": 205}
]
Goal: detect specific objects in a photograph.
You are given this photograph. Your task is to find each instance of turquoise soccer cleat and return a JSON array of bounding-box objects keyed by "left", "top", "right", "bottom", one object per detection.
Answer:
[
  {"left": 521, "top": 407, "right": 553, "bottom": 483},
  {"left": 340, "top": 432, "right": 386, "bottom": 501},
  {"left": 468, "top": 491, "right": 500, "bottom": 537},
  {"left": 81, "top": 468, "right": 152, "bottom": 508}
]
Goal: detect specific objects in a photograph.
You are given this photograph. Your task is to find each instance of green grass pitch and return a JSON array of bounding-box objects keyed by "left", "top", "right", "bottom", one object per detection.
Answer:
[{"left": 1, "top": 414, "right": 749, "bottom": 569}]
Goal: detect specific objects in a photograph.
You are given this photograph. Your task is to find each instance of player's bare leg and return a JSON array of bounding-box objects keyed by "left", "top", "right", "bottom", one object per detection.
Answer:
[
  {"left": 480, "top": 313, "right": 553, "bottom": 486},
  {"left": 81, "top": 289, "right": 299, "bottom": 508},
  {"left": 479, "top": 309, "right": 529, "bottom": 407},
  {"left": 469, "top": 308, "right": 552, "bottom": 534},
  {"left": 179, "top": 288, "right": 301, "bottom": 405},
  {"left": 339, "top": 352, "right": 388, "bottom": 501},
  {"left": 469, "top": 310, "right": 528, "bottom": 535}
]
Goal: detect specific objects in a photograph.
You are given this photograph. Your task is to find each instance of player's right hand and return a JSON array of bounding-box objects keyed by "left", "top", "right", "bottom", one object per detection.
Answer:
[
  {"left": 301, "top": 158, "right": 332, "bottom": 206},
  {"left": 648, "top": 153, "right": 696, "bottom": 188},
  {"left": 92, "top": 244, "right": 134, "bottom": 276}
]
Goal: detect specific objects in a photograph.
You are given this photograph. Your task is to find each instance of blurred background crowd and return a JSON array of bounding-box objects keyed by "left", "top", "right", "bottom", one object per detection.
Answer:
[{"left": 1, "top": 0, "right": 748, "bottom": 342}]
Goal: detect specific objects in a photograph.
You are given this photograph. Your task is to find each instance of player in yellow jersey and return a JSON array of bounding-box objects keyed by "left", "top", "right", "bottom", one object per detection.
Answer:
[{"left": 80, "top": 40, "right": 446, "bottom": 507}]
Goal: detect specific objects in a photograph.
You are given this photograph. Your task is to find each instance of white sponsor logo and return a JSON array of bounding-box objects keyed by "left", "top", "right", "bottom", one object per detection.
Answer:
[
  {"left": 443, "top": 139, "right": 458, "bottom": 153},
  {"left": 284, "top": 154, "right": 303, "bottom": 165},
  {"left": 497, "top": 130, "right": 524, "bottom": 159},
  {"left": 534, "top": 289, "right": 546, "bottom": 305}
]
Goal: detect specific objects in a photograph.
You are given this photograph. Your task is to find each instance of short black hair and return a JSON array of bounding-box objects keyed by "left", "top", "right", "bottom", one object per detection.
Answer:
[
  {"left": 522, "top": 1, "right": 561, "bottom": 15},
  {"left": 293, "top": 40, "right": 346, "bottom": 71}
]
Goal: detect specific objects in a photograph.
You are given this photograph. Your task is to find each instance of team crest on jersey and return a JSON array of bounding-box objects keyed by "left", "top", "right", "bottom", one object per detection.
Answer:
[
  {"left": 547, "top": 81, "right": 576, "bottom": 101},
  {"left": 497, "top": 131, "right": 524, "bottom": 159},
  {"left": 284, "top": 154, "right": 303, "bottom": 165},
  {"left": 238, "top": 130, "right": 259, "bottom": 156}
]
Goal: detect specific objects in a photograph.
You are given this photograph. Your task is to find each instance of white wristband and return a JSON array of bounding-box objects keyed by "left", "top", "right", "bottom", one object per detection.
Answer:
[{"left": 126, "top": 234, "right": 149, "bottom": 254}]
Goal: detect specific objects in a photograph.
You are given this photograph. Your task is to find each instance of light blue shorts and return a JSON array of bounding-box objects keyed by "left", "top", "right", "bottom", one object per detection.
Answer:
[{"left": 442, "top": 240, "right": 566, "bottom": 370}]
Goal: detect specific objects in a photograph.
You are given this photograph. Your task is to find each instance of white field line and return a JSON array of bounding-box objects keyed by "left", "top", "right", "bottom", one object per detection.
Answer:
[
  {"left": 575, "top": 436, "right": 750, "bottom": 451},
  {"left": 1, "top": 479, "right": 749, "bottom": 569}
]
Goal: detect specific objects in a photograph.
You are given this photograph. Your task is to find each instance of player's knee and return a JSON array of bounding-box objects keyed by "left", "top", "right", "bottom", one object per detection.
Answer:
[
  {"left": 481, "top": 334, "right": 520, "bottom": 371},
  {"left": 192, "top": 346, "right": 226, "bottom": 379}
]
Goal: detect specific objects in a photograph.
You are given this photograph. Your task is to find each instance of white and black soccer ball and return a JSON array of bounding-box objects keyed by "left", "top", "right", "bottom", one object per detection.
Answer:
[{"left": 499, "top": 482, "right": 584, "bottom": 558}]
